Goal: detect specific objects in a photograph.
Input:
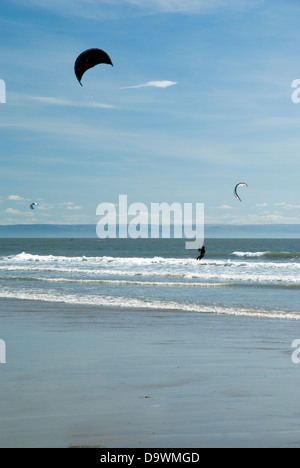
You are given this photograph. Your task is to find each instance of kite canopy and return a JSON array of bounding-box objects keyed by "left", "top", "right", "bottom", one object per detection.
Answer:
[
  {"left": 234, "top": 182, "right": 248, "bottom": 202},
  {"left": 30, "top": 202, "right": 38, "bottom": 210},
  {"left": 74, "top": 48, "right": 113, "bottom": 86}
]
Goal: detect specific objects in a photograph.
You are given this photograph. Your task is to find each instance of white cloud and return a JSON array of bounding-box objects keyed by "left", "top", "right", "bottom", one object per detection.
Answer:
[
  {"left": 38, "top": 203, "right": 55, "bottom": 211},
  {"left": 60, "top": 202, "right": 83, "bottom": 210},
  {"left": 4, "top": 208, "right": 22, "bottom": 215},
  {"left": 206, "top": 211, "right": 300, "bottom": 225},
  {"left": 123, "top": 81, "right": 178, "bottom": 89},
  {"left": 217, "top": 205, "right": 234, "bottom": 210},
  {"left": 275, "top": 202, "right": 300, "bottom": 209},
  {"left": 8, "top": 195, "right": 23, "bottom": 201}
]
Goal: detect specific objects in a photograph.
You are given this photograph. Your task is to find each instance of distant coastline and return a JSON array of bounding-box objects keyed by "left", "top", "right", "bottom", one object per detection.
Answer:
[{"left": 0, "top": 224, "right": 299, "bottom": 239}]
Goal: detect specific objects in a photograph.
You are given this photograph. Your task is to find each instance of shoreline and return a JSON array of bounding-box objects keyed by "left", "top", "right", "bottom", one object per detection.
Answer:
[{"left": 0, "top": 297, "right": 300, "bottom": 448}]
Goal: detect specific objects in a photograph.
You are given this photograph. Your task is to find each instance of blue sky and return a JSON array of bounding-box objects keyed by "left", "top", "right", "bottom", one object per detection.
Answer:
[{"left": 1, "top": 0, "right": 300, "bottom": 225}]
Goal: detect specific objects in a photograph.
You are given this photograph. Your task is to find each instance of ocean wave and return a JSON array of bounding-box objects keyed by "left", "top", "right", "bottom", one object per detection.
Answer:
[
  {"left": 2, "top": 252, "right": 300, "bottom": 270},
  {"left": 2, "top": 252, "right": 181, "bottom": 264},
  {"left": 0, "top": 275, "right": 231, "bottom": 288},
  {"left": 231, "top": 251, "right": 266, "bottom": 257},
  {"left": 0, "top": 288, "right": 299, "bottom": 320},
  {"left": 1, "top": 252, "right": 300, "bottom": 286},
  {"left": 3, "top": 250, "right": 300, "bottom": 264},
  {"left": 231, "top": 251, "right": 300, "bottom": 260},
  {"left": 2, "top": 275, "right": 300, "bottom": 289}
]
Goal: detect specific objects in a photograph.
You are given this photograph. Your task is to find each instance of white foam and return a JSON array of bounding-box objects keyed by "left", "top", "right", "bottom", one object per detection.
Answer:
[
  {"left": 1, "top": 252, "right": 300, "bottom": 286},
  {"left": 231, "top": 251, "right": 266, "bottom": 257},
  {"left": 0, "top": 288, "right": 299, "bottom": 320},
  {"left": 0, "top": 275, "right": 228, "bottom": 288}
]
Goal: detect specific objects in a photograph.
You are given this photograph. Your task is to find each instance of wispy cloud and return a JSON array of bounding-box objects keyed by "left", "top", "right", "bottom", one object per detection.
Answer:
[
  {"left": 38, "top": 203, "right": 55, "bottom": 211},
  {"left": 8, "top": 195, "right": 24, "bottom": 201},
  {"left": 122, "top": 81, "right": 178, "bottom": 89},
  {"left": 4, "top": 208, "right": 22, "bottom": 215},
  {"left": 27, "top": 95, "right": 116, "bottom": 109},
  {"left": 60, "top": 202, "right": 83, "bottom": 210},
  {"left": 217, "top": 205, "right": 234, "bottom": 210},
  {"left": 12, "top": 0, "right": 259, "bottom": 17},
  {"left": 124, "top": 0, "right": 254, "bottom": 14},
  {"left": 275, "top": 202, "right": 300, "bottom": 209}
]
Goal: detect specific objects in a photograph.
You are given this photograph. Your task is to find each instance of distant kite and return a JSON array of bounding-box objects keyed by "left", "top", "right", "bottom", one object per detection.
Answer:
[
  {"left": 234, "top": 183, "right": 248, "bottom": 202},
  {"left": 74, "top": 48, "right": 113, "bottom": 86},
  {"left": 30, "top": 202, "right": 38, "bottom": 210}
]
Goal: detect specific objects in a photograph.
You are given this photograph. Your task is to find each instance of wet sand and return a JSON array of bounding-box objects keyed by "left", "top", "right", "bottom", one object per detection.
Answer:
[{"left": 0, "top": 298, "right": 300, "bottom": 448}]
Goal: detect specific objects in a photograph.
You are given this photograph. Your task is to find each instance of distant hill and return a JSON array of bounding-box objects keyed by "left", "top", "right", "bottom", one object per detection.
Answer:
[
  {"left": 0, "top": 224, "right": 299, "bottom": 238},
  {"left": 0, "top": 224, "right": 97, "bottom": 238}
]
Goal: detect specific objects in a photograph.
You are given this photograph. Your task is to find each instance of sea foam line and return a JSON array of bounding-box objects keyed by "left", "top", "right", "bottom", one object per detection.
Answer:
[
  {"left": 231, "top": 251, "right": 300, "bottom": 259},
  {"left": 0, "top": 289, "right": 299, "bottom": 320},
  {"left": 0, "top": 276, "right": 228, "bottom": 288},
  {"left": 2, "top": 276, "right": 300, "bottom": 289},
  {"left": 0, "top": 265, "right": 300, "bottom": 285},
  {"left": 2, "top": 254, "right": 300, "bottom": 278}
]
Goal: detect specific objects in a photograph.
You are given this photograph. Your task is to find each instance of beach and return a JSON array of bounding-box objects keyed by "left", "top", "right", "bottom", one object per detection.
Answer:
[
  {"left": 1, "top": 238, "right": 300, "bottom": 448},
  {"left": 1, "top": 297, "right": 300, "bottom": 448}
]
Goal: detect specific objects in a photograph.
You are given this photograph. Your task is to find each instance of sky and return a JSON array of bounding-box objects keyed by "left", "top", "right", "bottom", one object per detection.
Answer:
[{"left": 1, "top": 0, "right": 300, "bottom": 226}]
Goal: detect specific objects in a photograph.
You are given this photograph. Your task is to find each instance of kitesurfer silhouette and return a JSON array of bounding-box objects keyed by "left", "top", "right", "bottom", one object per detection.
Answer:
[{"left": 197, "top": 246, "right": 206, "bottom": 261}]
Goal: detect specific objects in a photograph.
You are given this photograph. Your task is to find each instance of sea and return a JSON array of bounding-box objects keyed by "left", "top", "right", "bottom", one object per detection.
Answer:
[{"left": 0, "top": 237, "right": 300, "bottom": 321}]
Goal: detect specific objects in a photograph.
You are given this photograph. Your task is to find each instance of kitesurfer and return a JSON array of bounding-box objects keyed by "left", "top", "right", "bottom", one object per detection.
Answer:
[{"left": 197, "top": 246, "right": 206, "bottom": 261}]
